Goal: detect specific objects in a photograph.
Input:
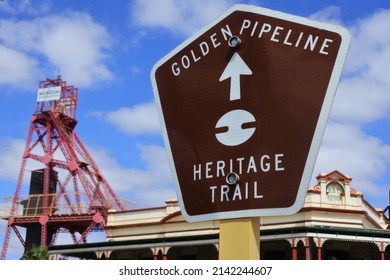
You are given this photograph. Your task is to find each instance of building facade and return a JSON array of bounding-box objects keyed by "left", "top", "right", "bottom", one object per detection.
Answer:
[{"left": 48, "top": 171, "right": 390, "bottom": 260}]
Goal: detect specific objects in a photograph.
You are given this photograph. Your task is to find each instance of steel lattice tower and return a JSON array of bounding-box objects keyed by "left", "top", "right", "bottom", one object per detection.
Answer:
[{"left": 0, "top": 77, "right": 134, "bottom": 260}]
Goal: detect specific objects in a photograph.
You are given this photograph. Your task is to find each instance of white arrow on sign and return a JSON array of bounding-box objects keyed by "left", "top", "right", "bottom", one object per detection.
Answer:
[{"left": 219, "top": 52, "right": 253, "bottom": 101}]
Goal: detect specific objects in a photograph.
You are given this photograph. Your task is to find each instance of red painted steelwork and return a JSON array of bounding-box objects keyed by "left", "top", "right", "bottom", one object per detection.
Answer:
[{"left": 0, "top": 77, "right": 135, "bottom": 260}]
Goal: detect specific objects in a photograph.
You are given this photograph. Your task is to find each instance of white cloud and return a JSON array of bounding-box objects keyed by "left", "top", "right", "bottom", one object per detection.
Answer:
[
  {"left": 93, "top": 102, "right": 162, "bottom": 136},
  {"left": 309, "top": 6, "right": 342, "bottom": 25},
  {"left": 313, "top": 123, "right": 390, "bottom": 196},
  {"left": 129, "top": 0, "right": 235, "bottom": 37},
  {"left": 345, "top": 9, "right": 390, "bottom": 76},
  {"left": 0, "top": 137, "right": 49, "bottom": 185},
  {"left": 331, "top": 9, "right": 390, "bottom": 124},
  {"left": 0, "top": 0, "right": 51, "bottom": 15},
  {"left": 89, "top": 144, "right": 175, "bottom": 207},
  {"left": 331, "top": 76, "right": 390, "bottom": 124},
  {"left": 313, "top": 8, "right": 390, "bottom": 202},
  {"left": 0, "top": 138, "right": 25, "bottom": 181},
  {"left": 0, "top": 11, "right": 113, "bottom": 88},
  {"left": 0, "top": 45, "right": 40, "bottom": 88}
]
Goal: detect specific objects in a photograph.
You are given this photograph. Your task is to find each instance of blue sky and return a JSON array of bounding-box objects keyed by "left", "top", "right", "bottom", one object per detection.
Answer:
[{"left": 0, "top": 0, "right": 390, "bottom": 259}]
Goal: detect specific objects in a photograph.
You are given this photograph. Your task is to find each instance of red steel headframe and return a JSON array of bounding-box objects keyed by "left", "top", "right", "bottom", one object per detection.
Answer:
[{"left": 1, "top": 77, "right": 133, "bottom": 260}]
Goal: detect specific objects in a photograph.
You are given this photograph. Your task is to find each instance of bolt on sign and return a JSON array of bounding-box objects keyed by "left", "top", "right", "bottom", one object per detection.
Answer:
[{"left": 151, "top": 4, "right": 351, "bottom": 222}]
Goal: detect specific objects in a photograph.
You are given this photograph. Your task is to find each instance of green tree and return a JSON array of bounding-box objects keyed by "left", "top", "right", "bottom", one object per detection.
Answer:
[{"left": 20, "top": 245, "right": 48, "bottom": 260}]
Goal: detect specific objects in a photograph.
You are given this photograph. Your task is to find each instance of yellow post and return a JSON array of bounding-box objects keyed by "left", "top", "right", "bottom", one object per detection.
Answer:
[{"left": 219, "top": 217, "right": 260, "bottom": 260}]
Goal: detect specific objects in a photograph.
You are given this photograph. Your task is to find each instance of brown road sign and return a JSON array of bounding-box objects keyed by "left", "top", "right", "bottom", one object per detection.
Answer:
[{"left": 151, "top": 4, "right": 350, "bottom": 222}]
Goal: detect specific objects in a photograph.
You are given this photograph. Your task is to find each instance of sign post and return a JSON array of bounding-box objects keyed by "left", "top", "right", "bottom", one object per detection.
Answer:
[
  {"left": 151, "top": 4, "right": 350, "bottom": 259},
  {"left": 219, "top": 217, "right": 260, "bottom": 260}
]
